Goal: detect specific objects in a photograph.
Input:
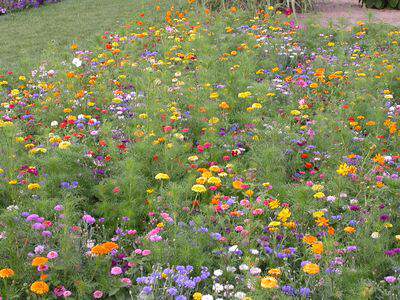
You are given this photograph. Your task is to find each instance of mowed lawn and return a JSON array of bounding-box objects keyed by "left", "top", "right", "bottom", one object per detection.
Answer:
[{"left": 0, "top": 0, "right": 150, "bottom": 72}]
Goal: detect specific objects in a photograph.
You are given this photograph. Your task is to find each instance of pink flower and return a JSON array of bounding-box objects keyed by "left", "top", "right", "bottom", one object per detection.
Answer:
[
  {"left": 134, "top": 249, "right": 142, "bottom": 255},
  {"left": 110, "top": 267, "right": 123, "bottom": 276},
  {"left": 121, "top": 277, "right": 132, "bottom": 287},
  {"left": 63, "top": 291, "right": 72, "bottom": 298},
  {"left": 142, "top": 249, "right": 151, "bottom": 256},
  {"left": 93, "top": 290, "right": 103, "bottom": 299},
  {"left": 47, "top": 251, "right": 58, "bottom": 259}
]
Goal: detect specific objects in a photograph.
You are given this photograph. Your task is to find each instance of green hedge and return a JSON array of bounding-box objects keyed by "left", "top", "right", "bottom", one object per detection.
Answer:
[{"left": 360, "top": 0, "right": 400, "bottom": 8}]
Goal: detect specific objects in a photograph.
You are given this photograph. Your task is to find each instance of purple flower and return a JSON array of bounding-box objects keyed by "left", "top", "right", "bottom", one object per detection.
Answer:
[
  {"left": 384, "top": 276, "right": 397, "bottom": 284},
  {"left": 82, "top": 214, "right": 95, "bottom": 224}
]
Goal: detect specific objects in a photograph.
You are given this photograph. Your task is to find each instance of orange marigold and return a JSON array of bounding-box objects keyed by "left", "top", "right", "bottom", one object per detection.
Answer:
[
  {"left": 303, "top": 263, "right": 320, "bottom": 275},
  {"left": 0, "top": 268, "right": 14, "bottom": 278},
  {"left": 30, "top": 281, "right": 49, "bottom": 295},
  {"left": 32, "top": 257, "right": 48, "bottom": 267}
]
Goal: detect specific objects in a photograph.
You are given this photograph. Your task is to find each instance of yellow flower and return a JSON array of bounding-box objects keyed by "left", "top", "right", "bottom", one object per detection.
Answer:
[
  {"left": 238, "top": 91, "right": 252, "bottom": 99},
  {"left": 0, "top": 268, "right": 15, "bottom": 279},
  {"left": 268, "top": 200, "right": 280, "bottom": 210},
  {"left": 277, "top": 208, "right": 291, "bottom": 222},
  {"left": 30, "top": 281, "right": 49, "bottom": 295},
  {"left": 155, "top": 173, "right": 170, "bottom": 180},
  {"left": 268, "top": 268, "right": 282, "bottom": 277},
  {"left": 210, "top": 92, "right": 219, "bottom": 99},
  {"left": 27, "top": 183, "right": 41, "bottom": 190},
  {"left": 313, "top": 192, "right": 325, "bottom": 199},
  {"left": 191, "top": 184, "right": 207, "bottom": 193},
  {"left": 302, "top": 263, "right": 320, "bottom": 275},
  {"left": 58, "top": 141, "right": 71, "bottom": 150},
  {"left": 193, "top": 292, "right": 202, "bottom": 300},
  {"left": 260, "top": 276, "right": 279, "bottom": 289}
]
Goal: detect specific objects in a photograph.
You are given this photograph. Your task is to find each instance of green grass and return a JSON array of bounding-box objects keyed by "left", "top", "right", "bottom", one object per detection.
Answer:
[{"left": 0, "top": 0, "right": 148, "bottom": 72}]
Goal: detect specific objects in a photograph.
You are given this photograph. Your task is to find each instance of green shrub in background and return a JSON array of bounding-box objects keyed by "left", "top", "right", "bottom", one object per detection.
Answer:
[{"left": 360, "top": 0, "right": 400, "bottom": 9}]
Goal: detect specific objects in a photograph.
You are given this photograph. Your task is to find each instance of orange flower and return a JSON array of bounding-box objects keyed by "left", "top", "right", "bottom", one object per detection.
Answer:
[
  {"left": 311, "top": 241, "right": 324, "bottom": 255},
  {"left": 316, "top": 217, "right": 329, "bottom": 227},
  {"left": 32, "top": 257, "right": 49, "bottom": 267},
  {"left": 0, "top": 268, "right": 14, "bottom": 279},
  {"left": 344, "top": 226, "right": 356, "bottom": 234},
  {"left": 91, "top": 242, "right": 119, "bottom": 255},
  {"left": 302, "top": 263, "right": 320, "bottom": 275},
  {"left": 30, "top": 281, "right": 49, "bottom": 295},
  {"left": 302, "top": 235, "right": 317, "bottom": 245}
]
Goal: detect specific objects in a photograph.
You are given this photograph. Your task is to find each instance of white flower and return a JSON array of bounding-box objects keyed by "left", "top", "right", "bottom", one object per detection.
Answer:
[
  {"left": 249, "top": 249, "right": 259, "bottom": 255},
  {"left": 6, "top": 205, "right": 19, "bottom": 211},
  {"left": 239, "top": 264, "right": 249, "bottom": 271},
  {"left": 214, "top": 269, "right": 223, "bottom": 276},
  {"left": 371, "top": 232, "right": 380, "bottom": 239},
  {"left": 50, "top": 121, "right": 58, "bottom": 127},
  {"left": 213, "top": 283, "right": 224, "bottom": 293},
  {"left": 350, "top": 198, "right": 358, "bottom": 204},
  {"left": 234, "top": 292, "right": 246, "bottom": 299},
  {"left": 226, "top": 266, "right": 237, "bottom": 273},
  {"left": 228, "top": 245, "right": 238, "bottom": 252},
  {"left": 249, "top": 267, "right": 261, "bottom": 275},
  {"left": 72, "top": 58, "right": 82, "bottom": 67},
  {"left": 202, "top": 295, "right": 213, "bottom": 300}
]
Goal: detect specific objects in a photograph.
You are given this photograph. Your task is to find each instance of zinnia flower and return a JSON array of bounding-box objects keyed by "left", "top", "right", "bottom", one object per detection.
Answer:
[
  {"left": 302, "top": 263, "right": 320, "bottom": 275},
  {"left": 191, "top": 184, "right": 207, "bottom": 193},
  {"left": 32, "top": 257, "right": 49, "bottom": 267},
  {"left": 155, "top": 173, "right": 170, "bottom": 180},
  {"left": 30, "top": 281, "right": 49, "bottom": 295},
  {"left": 0, "top": 268, "right": 14, "bottom": 278},
  {"left": 260, "top": 276, "right": 279, "bottom": 288}
]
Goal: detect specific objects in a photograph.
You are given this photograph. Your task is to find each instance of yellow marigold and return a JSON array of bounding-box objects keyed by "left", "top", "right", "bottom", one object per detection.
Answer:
[
  {"left": 277, "top": 208, "right": 291, "bottom": 222},
  {"left": 0, "top": 268, "right": 15, "bottom": 278},
  {"left": 260, "top": 276, "right": 279, "bottom": 289},
  {"left": 58, "top": 141, "right": 71, "bottom": 150},
  {"left": 32, "top": 257, "right": 48, "bottom": 267},
  {"left": 191, "top": 184, "right": 207, "bottom": 193},
  {"left": 268, "top": 268, "right": 282, "bottom": 277},
  {"left": 27, "top": 183, "right": 41, "bottom": 190},
  {"left": 193, "top": 292, "right": 202, "bottom": 300},
  {"left": 30, "top": 281, "right": 49, "bottom": 295},
  {"left": 155, "top": 173, "right": 170, "bottom": 180},
  {"left": 238, "top": 91, "right": 252, "bottom": 98},
  {"left": 302, "top": 263, "right": 320, "bottom": 275}
]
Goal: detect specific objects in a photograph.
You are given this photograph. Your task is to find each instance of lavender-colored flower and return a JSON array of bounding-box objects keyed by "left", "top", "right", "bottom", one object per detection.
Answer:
[{"left": 384, "top": 276, "right": 397, "bottom": 284}]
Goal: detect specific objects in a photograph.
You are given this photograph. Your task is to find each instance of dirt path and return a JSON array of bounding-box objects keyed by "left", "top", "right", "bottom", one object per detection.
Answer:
[{"left": 299, "top": 0, "right": 400, "bottom": 27}]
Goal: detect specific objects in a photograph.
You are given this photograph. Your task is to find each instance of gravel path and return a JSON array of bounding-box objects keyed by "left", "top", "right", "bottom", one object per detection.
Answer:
[{"left": 299, "top": 0, "right": 400, "bottom": 27}]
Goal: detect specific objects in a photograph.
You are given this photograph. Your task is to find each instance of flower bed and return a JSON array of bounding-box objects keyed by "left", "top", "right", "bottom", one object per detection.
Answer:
[{"left": 0, "top": 0, "right": 61, "bottom": 15}]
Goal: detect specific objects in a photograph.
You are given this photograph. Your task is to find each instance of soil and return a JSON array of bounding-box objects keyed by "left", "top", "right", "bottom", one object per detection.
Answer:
[{"left": 299, "top": 0, "right": 400, "bottom": 27}]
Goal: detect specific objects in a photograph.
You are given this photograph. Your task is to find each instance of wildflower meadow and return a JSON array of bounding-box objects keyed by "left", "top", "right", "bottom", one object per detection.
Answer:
[{"left": 0, "top": 0, "right": 399, "bottom": 299}]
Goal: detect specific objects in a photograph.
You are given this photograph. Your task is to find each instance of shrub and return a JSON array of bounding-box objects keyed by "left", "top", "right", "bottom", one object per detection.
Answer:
[{"left": 360, "top": 0, "right": 400, "bottom": 9}]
